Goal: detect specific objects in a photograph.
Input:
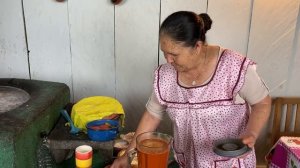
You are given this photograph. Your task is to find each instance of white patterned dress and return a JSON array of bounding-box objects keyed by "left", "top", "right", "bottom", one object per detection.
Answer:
[{"left": 153, "top": 49, "right": 256, "bottom": 168}]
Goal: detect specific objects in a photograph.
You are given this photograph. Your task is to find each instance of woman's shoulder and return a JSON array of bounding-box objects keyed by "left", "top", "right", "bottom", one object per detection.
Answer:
[
  {"left": 157, "top": 63, "right": 174, "bottom": 71},
  {"left": 217, "top": 47, "right": 248, "bottom": 58},
  {"left": 207, "top": 45, "right": 233, "bottom": 58},
  {"left": 155, "top": 64, "right": 176, "bottom": 76},
  {"left": 219, "top": 48, "right": 249, "bottom": 62}
]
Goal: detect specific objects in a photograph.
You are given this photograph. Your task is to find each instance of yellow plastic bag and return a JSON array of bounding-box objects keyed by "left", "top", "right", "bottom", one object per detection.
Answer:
[{"left": 71, "top": 96, "right": 125, "bottom": 131}]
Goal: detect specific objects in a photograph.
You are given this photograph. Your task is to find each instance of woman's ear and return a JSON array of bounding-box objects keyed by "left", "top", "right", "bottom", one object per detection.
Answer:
[{"left": 194, "top": 41, "right": 203, "bottom": 54}]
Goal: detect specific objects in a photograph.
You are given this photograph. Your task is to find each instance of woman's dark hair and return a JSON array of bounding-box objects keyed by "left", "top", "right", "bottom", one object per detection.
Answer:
[{"left": 160, "top": 11, "right": 212, "bottom": 47}]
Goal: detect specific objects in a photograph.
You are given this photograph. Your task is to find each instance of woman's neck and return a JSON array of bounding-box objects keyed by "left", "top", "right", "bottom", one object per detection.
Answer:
[{"left": 179, "top": 45, "right": 220, "bottom": 86}]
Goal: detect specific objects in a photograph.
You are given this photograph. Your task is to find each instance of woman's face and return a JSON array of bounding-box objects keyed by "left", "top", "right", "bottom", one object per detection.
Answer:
[{"left": 160, "top": 35, "right": 199, "bottom": 72}]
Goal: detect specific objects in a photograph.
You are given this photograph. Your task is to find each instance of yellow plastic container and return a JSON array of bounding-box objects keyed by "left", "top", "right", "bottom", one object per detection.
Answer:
[{"left": 75, "top": 158, "right": 92, "bottom": 168}]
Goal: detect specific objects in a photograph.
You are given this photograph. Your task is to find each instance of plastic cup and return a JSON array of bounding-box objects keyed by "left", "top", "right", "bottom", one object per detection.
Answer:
[
  {"left": 75, "top": 158, "right": 92, "bottom": 168},
  {"left": 75, "top": 145, "right": 93, "bottom": 168}
]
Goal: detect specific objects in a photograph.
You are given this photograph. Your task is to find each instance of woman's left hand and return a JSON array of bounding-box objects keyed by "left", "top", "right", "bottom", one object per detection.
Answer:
[{"left": 239, "top": 131, "right": 257, "bottom": 148}]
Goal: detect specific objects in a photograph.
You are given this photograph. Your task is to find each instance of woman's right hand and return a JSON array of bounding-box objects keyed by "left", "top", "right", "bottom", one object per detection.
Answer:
[{"left": 106, "top": 154, "right": 129, "bottom": 168}]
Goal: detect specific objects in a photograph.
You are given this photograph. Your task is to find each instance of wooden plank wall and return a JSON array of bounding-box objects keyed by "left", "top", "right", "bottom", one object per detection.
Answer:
[
  {"left": 115, "top": 0, "right": 160, "bottom": 132},
  {"left": 207, "top": 0, "right": 252, "bottom": 55},
  {"left": 0, "top": 0, "right": 300, "bottom": 136},
  {"left": 248, "top": 0, "right": 300, "bottom": 97},
  {"left": 23, "top": 0, "right": 72, "bottom": 91},
  {"left": 0, "top": 0, "right": 29, "bottom": 78},
  {"left": 68, "top": 0, "right": 115, "bottom": 101}
]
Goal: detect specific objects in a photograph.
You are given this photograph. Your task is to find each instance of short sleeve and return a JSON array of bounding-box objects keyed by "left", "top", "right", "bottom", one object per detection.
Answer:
[
  {"left": 146, "top": 91, "right": 167, "bottom": 120},
  {"left": 238, "top": 65, "right": 269, "bottom": 105}
]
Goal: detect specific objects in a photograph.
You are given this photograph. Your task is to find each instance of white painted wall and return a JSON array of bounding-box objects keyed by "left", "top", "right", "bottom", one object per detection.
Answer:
[
  {"left": 248, "top": 0, "right": 300, "bottom": 97},
  {"left": 207, "top": 0, "right": 252, "bottom": 55},
  {"left": 287, "top": 10, "right": 300, "bottom": 96},
  {"left": 23, "top": 0, "right": 72, "bottom": 91},
  {"left": 1, "top": 1, "right": 300, "bottom": 156},
  {"left": 115, "top": 0, "right": 160, "bottom": 132},
  {"left": 68, "top": 0, "right": 115, "bottom": 101},
  {"left": 0, "top": 0, "right": 29, "bottom": 79}
]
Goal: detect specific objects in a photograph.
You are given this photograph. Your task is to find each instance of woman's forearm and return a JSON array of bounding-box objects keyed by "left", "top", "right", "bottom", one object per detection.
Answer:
[
  {"left": 246, "top": 95, "right": 272, "bottom": 137},
  {"left": 126, "top": 110, "right": 161, "bottom": 152}
]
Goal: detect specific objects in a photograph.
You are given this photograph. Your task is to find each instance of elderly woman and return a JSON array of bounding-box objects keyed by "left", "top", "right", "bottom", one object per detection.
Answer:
[{"left": 109, "top": 11, "right": 271, "bottom": 168}]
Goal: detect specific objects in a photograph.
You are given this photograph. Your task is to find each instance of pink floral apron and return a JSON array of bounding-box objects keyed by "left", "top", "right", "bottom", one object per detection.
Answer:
[{"left": 154, "top": 49, "right": 256, "bottom": 168}]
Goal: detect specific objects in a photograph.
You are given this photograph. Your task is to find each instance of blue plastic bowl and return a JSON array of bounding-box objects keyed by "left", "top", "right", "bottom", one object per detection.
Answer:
[{"left": 86, "top": 119, "right": 119, "bottom": 142}]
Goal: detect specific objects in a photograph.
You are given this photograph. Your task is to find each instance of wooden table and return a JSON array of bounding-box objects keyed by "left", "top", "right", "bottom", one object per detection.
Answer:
[{"left": 47, "top": 116, "right": 114, "bottom": 164}]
